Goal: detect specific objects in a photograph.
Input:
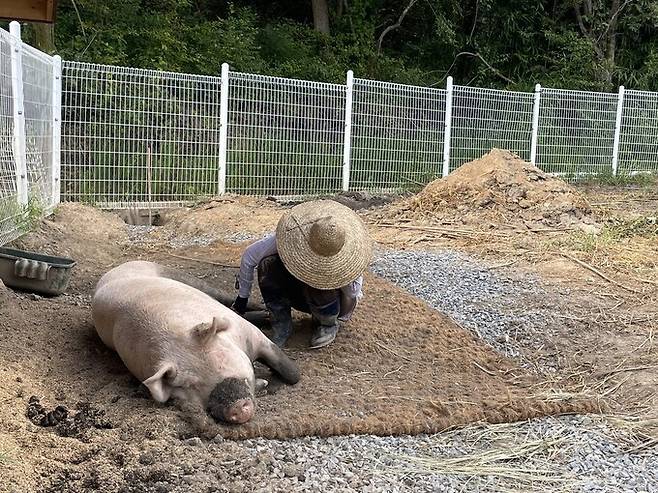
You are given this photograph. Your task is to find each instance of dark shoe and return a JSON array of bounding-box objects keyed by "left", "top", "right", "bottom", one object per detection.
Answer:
[
  {"left": 270, "top": 327, "right": 291, "bottom": 348},
  {"left": 309, "top": 325, "right": 338, "bottom": 349},
  {"left": 269, "top": 317, "right": 292, "bottom": 347},
  {"left": 265, "top": 303, "right": 293, "bottom": 348}
]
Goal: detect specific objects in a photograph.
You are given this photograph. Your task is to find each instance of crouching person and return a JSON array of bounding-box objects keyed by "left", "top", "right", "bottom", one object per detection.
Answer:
[{"left": 232, "top": 200, "right": 373, "bottom": 349}]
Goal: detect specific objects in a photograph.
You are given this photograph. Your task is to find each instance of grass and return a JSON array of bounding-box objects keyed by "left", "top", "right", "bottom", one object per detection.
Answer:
[
  {"left": 579, "top": 171, "right": 658, "bottom": 187},
  {"left": 548, "top": 215, "right": 658, "bottom": 262},
  {"left": 0, "top": 193, "right": 49, "bottom": 243},
  {"left": 378, "top": 420, "right": 579, "bottom": 493},
  {"left": 17, "top": 194, "right": 48, "bottom": 234}
]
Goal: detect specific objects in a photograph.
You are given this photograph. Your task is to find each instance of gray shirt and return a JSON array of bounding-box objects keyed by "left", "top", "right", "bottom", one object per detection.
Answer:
[{"left": 238, "top": 234, "right": 363, "bottom": 322}]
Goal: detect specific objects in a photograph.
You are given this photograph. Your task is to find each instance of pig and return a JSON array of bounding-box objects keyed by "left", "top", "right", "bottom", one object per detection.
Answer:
[{"left": 91, "top": 260, "right": 300, "bottom": 424}]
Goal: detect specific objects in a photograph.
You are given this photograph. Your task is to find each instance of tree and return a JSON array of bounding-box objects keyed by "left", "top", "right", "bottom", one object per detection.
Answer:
[
  {"left": 33, "top": 23, "right": 55, "bottom": 54},
  {"left": 311, "top": 0, "right": 330, "bottom": 34},
  {"left": 573, "top": 0, "right": 631, "bottom": 88}
]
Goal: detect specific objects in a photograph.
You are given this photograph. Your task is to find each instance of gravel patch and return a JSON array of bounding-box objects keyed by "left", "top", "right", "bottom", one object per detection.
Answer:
[
  {"left": 230, "top": 415, "right": 654, "bottom": 493},
  {"left": 56, "top": 415, "right": 655, "bottom": 492},
  {"left": 167, "top": 232, "right": 217, "bottom": 249},
  {"left": 223, "top": 231, "right": 259, "bottom": 244},
  {"left": 369, "top": 249, "right": 580, "bottom": 367}
]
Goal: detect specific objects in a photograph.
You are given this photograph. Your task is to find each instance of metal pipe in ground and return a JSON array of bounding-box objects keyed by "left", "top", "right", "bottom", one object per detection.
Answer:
[{"left": 146, "top": 144, "right": 152, "bottom": 225}]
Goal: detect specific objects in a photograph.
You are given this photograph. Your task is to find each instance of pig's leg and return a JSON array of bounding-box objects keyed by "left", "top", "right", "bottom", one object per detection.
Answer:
[{"left": 253, "top": 337, "right": 301, "bottom": 385}]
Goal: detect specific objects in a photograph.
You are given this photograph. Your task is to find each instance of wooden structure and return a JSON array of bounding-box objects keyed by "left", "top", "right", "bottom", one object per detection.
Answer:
[{"left": 0, "top": 0, "right": 57, "bottom": 23}]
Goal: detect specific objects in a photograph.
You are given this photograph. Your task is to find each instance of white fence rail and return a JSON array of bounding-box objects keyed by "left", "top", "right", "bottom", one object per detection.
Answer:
[
  {"left": 0, "top": 23, "right": 58, "bottom": 245},
  {"left": 2, "top": 21, "right": 658, "bottom": 244}
]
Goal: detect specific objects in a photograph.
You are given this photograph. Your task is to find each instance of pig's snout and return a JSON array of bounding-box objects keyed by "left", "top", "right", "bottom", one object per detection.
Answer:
[
  {"left": 207, "top": 377, "right": 256, "bottom": 425},
  {"left": 224, "top": 398, "right": 254, "bottom": 424}
]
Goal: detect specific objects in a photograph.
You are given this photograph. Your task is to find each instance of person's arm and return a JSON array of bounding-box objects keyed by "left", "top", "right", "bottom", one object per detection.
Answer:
[
  {"left": 232, "top": 234, "right": 278, "bottom": 313},
  {"left": 338, "top": 275, "right": 363, "bottom": 322}
]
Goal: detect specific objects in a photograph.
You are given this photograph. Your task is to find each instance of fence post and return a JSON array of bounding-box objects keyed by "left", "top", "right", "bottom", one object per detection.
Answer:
[
  {"left": 9, "top": 21, "right": 28, "bottom": 206},
  {"left": 530, "top": 83, "right": 541, "bottom": 165},
  {"left": 218, "top": 62, "right": 229, "bottom": 195},
  {"left": 611, "top": 85, "right": 625, "bottom": 176},
  {"left": 51, "top": 55, "right": 62, "bottom": 207},
  {"left": 441, "top": 76, "right": 453, "bottom": 178},
  {"left": 342, "top": 70, "right": 354, "bottom": 192}
]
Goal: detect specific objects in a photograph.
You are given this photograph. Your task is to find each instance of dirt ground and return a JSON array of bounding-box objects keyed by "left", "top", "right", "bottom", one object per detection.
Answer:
[
  {"left": 0, "top": 202, "right": 600, "bottom": 492},
  {"left": 0, "top": 153, "right": 656, "bottom": 492}
]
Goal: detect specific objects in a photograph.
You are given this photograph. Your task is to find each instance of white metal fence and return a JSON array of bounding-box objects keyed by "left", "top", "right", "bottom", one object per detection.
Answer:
[
  {"left": 2, "top": 21, "right": 658, "bottom": 244},
  {"left": 0, "top": 23, "right": 59, "bottom": 245},
  {"left": 226, "top": 70, "right": 345, "bottom": 197},
  {"left": 351, "top": 78, "right": 446, "bottom": 192},
  {"left": 61, "top": 61, "right": 224, "bottom": 208},
  {"left": 58, "top": 63, "right": 658, "bottom": 208}
]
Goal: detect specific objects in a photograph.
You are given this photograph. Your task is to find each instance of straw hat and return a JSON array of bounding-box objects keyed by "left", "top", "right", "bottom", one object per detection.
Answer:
[{"left": 275, "top": 200, "right": 373, "bottom": 290}]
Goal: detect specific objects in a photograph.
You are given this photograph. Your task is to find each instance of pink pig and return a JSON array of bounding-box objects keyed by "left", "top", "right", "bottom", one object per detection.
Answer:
[{"left": 91, "top": 261, "right": 300, "bottom": 424}]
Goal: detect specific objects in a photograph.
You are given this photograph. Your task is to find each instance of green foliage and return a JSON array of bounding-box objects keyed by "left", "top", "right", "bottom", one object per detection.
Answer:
[
  {"left": 18, "top": 195, "right": 48, "bottom": 234},
  {"left": 607, "top": 216, "right": 658, "bottom": 239},
  {"left": 0, "top": 0, "right": 643, "bottom": 90},
  {"left": 581, "top": 171, "right": 658, "bottom": 187}
]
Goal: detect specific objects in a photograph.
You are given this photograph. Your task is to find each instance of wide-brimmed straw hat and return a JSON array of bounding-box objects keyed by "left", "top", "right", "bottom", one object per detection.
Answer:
[{"left": 275, "top": 200, "right": 373, "bottom": 290}]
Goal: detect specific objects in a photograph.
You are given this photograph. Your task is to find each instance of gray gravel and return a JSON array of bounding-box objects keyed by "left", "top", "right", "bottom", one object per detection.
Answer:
[
  {"left": 219, "top": 415, "right": 657, "bottom": 493},
  {"left": 125, "top": 225, "right": 259, "bottom": 249},
  {"left": 54, "top": 415, "right": 657, "bottom": 492},
  {"left": 369, "top": 249, "right": 581, "bottom": 368}
]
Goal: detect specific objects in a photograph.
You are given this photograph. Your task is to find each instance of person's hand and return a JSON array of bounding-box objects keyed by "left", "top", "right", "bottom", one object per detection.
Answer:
[{"left": 231, "top": 296, "right": 248, "bottom": 315}]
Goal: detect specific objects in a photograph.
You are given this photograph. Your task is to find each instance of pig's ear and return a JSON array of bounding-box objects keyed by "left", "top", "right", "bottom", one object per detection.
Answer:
[
  {"left": 192, "top": 316, "right": 228, "bottom": 346},
  {"left": 143, "top": 363, "right": 177, "bottom": 403}
]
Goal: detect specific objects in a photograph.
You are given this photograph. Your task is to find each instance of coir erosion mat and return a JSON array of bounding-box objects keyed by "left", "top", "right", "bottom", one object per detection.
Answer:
[{"left": 209, "top": 272, "right": 599, "bottom": 439}]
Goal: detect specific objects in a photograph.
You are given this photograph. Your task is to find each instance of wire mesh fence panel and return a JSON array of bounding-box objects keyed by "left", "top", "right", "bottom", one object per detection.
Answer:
[
  {"left": 21, "top": 43, "right": 53, "bottom": 208},
  {"left": 0, "top": 29, "right": 21, "bottom": 245},
  {"left": 61, "top": 62, "right": 223, "bottom": 208},
  {"left": 226, "top": 72, "right": 345, "bottom": 197},
  {"left": 450, "top": 86, "right": 534, "bottom": 172},
  {"left": 617, "top": 89, "right": 658, "bottom": 175},
  {"left": 536, "top": 88, "right": 618, "bottom": 178},
  {"left": 351, "top": 79, "right": 445, "bottom": 192}
]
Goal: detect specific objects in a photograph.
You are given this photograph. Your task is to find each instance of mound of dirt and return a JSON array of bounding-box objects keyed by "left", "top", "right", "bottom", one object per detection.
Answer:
[
  {"left": 10, "top": 203, "right": 129, "bottom": 292},
  {"left": 375, "top": 149, "right": 598, "bottom": 230},
  {"left": 162, "top": 195, "right": 283, "bottom": 241}
]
